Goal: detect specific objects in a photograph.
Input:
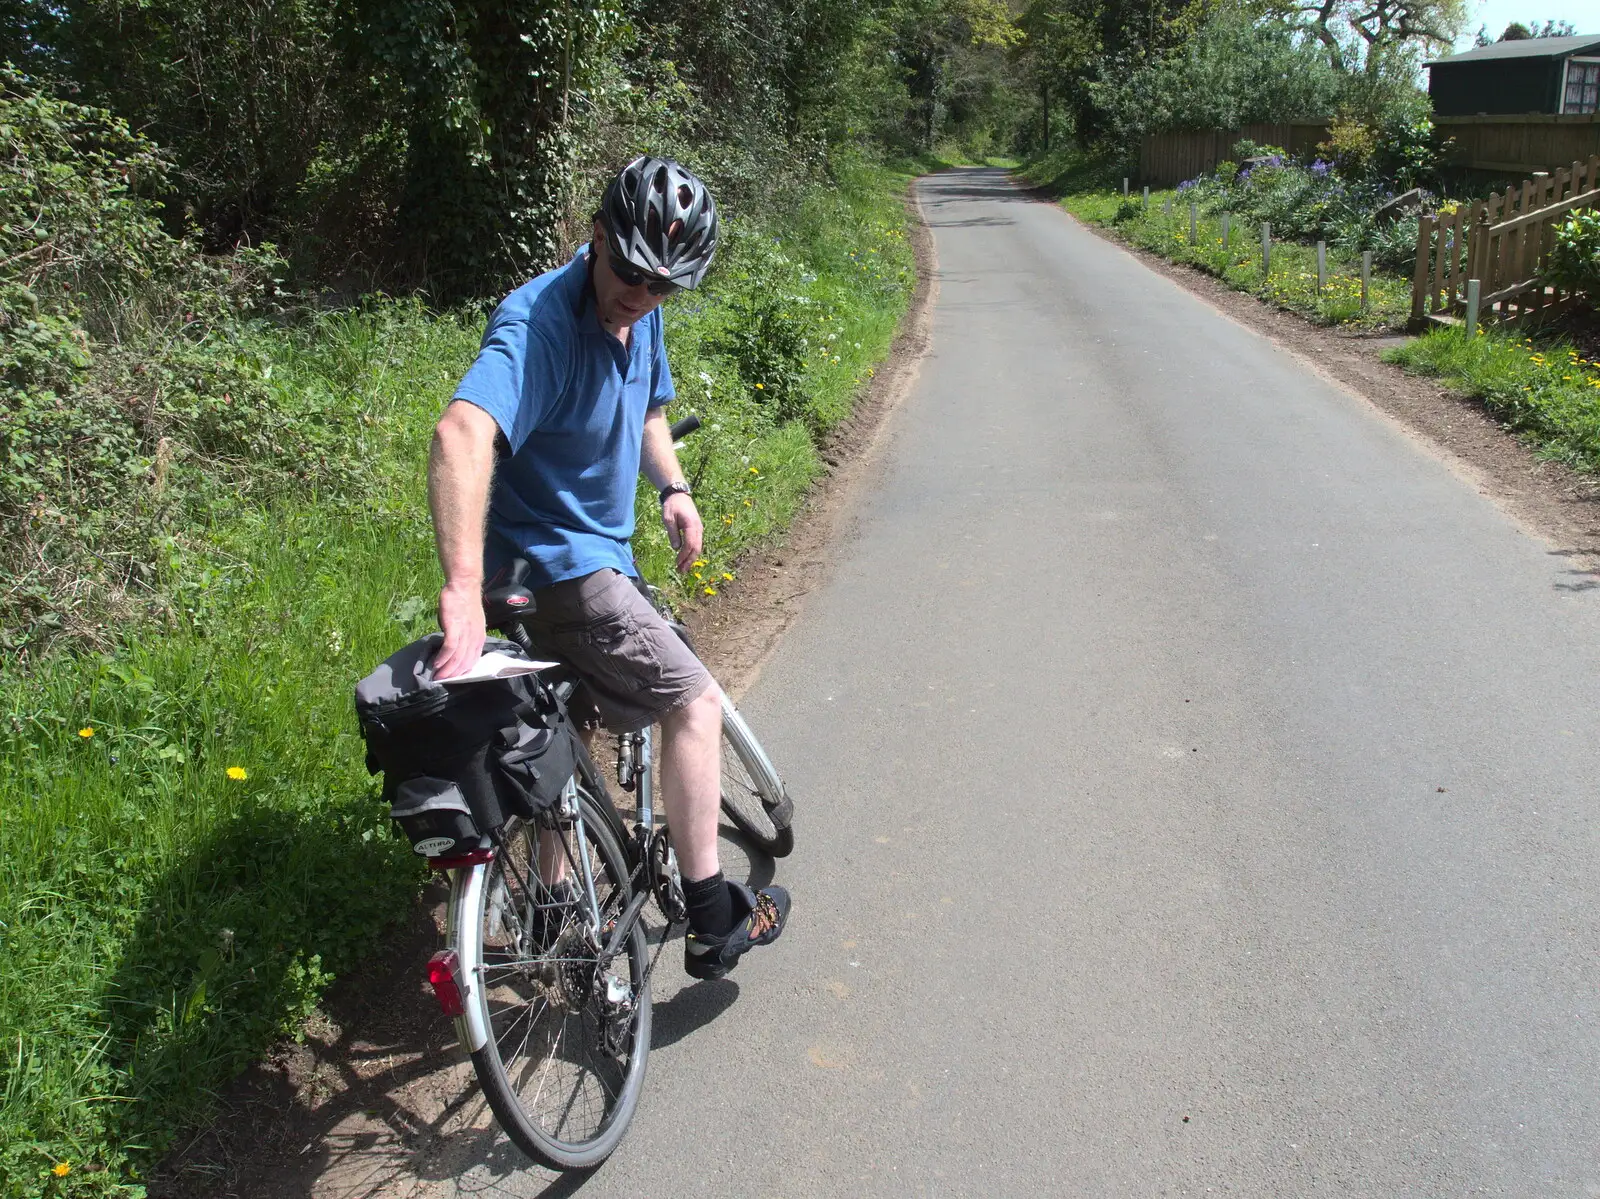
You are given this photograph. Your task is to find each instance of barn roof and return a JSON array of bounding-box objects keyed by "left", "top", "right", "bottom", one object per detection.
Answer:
[{"left": 1427, "top": 35, "right": 1600, "bottom": 67}]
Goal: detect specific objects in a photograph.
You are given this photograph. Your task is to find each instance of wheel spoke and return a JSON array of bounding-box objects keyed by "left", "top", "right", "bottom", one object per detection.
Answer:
[{"left": 460, "top": 798, "right": 650, "bottom": 1165}]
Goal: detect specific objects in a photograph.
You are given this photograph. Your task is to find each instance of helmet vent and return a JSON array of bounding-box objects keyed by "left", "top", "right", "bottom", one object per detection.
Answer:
[{"left": 600, "top": 155, "right": 719, "bottom": 289}]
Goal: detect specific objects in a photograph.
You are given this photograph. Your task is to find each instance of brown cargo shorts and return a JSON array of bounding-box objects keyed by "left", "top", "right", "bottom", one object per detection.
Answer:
[{"left": 522, "top": 568, "right": 713, "bottom": 734}]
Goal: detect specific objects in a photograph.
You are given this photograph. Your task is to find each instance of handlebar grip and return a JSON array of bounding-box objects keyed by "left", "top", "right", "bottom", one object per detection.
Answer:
[{"left": 669, "top": 414, "right": 701, "bottom": 441}]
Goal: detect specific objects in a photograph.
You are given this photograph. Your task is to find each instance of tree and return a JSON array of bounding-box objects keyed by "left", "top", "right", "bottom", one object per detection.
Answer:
[
  {"left": 1277, "top": 0, "right": 1466, "bottom": 73},
  {"left": 1499, "top": 18, "right": 1576, "bottom": 39},
  {"left": 1086, "top": 11, "right": 1342, "bottom": 146},
  {"left": 1019, "top": 0, "right": 1208, "bottom": 146}
]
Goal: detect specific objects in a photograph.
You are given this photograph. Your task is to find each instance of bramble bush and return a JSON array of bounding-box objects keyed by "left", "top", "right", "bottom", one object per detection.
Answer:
[{"left": 0, "top": 69, "right": 364, "bottom": 656}]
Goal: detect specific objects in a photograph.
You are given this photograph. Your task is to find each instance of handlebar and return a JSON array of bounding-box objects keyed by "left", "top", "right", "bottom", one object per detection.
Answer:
[{"left": 669, "top": 414, "right": 701, "bottom": 440}]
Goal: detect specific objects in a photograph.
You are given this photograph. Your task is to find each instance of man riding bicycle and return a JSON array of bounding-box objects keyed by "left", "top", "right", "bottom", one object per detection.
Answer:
[{"left": 427, "top": 156, "right": 789, "bottom": 980}]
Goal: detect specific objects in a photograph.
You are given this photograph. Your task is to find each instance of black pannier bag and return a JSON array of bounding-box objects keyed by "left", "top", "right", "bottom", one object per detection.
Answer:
[{"left": 354, "top": 634, "right": 576, "bottom": 858}]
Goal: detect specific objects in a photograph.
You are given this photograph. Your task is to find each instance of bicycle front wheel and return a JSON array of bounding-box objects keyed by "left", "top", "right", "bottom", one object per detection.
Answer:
[
  {"left": 719, "top": 696, "right": 795, "bottom": 858},
  {"left": 452, "top": 788, "right": 651, "bottom": 1170}
]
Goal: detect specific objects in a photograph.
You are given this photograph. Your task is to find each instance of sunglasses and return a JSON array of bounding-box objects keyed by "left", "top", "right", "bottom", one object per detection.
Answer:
[{"left": 606, "top": 252, "right": 682, "bottom": 296}]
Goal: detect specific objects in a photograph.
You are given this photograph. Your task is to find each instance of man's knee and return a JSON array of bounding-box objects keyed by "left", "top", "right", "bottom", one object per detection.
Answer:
[{"left": 663, "top": 681, "right": 721, "bottom": 735}]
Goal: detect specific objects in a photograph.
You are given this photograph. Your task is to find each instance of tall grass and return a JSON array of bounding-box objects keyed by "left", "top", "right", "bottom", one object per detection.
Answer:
[
  {"left": 1384, "top": 328, "right": 1600, "bottom": 472},
  {"left": 0, "top": 160, "right": 919, "bottom": 1197}
]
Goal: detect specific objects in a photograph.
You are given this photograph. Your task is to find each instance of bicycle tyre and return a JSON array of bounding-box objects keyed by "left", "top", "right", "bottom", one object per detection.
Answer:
[
  {"left": 455, "top": 789, "right": 651, "bottom": 1170},
  {"left": 719, "top": 697, "right": 795, "bottom": 858}
]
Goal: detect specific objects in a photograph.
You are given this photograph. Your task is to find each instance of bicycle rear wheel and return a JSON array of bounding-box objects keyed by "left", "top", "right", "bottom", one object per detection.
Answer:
[
  {"left": 719, "top": 696, "right": 795, "bottom": 858},
  {"left": 454, "top": 788, "right": 650, "bottom": 1170}
]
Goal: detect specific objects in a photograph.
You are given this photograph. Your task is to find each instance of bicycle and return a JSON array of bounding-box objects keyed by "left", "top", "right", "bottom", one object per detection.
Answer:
[{"left": 423, "top": 415, "right": 794, "bottom": 1169}]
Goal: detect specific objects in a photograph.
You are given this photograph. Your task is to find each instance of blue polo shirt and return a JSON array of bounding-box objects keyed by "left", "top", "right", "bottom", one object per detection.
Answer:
[{"left": 452, "top": 250, "right": 676, "bottom": 587}]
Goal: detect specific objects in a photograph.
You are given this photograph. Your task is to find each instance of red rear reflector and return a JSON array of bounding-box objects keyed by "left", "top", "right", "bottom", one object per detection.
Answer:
[
  {"left": 426, "top": 950, "right": 466, "bottom": 1017},
  {"left": 429, "top": 847, "right": 494, "bottom": 871}
]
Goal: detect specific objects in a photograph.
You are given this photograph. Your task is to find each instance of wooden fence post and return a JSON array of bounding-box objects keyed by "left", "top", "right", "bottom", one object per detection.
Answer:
[
  {"left": 1361, "top": 251, "right": 1372, "bottom": 312},
  {"left": 1190, "top": 202, "right": 1198, "bottom": 245},
  {"left": 1143, "top": 186, "right": 1150, "bottom": 212},
  {"left": 1316, "top": 241, "right": 1326, "bottom": 296},
  {"left": 1164, "top": 194, "right": 1172, "bottom": 216},
  {"left": 1261, "top": 222, "right": 1271, "bottom": 279},
  {"left": 1123, "top": 177, "right": 1129, "bottom": 196},
  {"left": 1222, "top": 212, "right": 1230, "bottom": 250},
  {"left": 1411, "top": 215, "right": 1433, "bottom": 324},
  {"left": 1465, "top": 278, "right": 1481, "bottom": 337}
]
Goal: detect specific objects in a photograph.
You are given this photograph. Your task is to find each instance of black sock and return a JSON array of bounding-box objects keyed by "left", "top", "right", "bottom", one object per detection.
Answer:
[{"left": 683, "top": 871, "right": 734, "bottom": 937}]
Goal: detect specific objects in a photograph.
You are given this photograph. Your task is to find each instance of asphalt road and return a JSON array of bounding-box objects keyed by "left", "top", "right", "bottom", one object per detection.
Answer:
[{"left": 440, "top": 168, "right": 1600, "bottom": 1196}]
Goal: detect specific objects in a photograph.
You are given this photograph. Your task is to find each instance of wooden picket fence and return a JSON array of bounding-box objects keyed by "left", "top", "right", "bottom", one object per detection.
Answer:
[{"left": 1411, "top": 154, "right": 1600, "bottom": 327}]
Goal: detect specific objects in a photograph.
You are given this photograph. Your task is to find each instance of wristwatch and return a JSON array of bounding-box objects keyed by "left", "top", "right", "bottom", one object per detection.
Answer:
[{"left": 659, "top": 481, "right": 692, "bottom": 506}]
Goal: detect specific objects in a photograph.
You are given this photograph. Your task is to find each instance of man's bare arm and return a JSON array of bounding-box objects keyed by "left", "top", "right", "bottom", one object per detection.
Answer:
[
  {"left": 428, "top": 400, "right": 499, "bottom": 678},
  {"left": 641, "top": 406, "right": 702, "bottom": 573}
]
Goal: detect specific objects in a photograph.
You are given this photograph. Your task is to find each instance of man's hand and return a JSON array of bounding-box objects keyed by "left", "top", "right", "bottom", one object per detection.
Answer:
[
  {"left": 662, "top": 492, "right": 704, "bottom": 573},
  {"left": 434, "top": 582, "right": 487, "bottom": 680}
]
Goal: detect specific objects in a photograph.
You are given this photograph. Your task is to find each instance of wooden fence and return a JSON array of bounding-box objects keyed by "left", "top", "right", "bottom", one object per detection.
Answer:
[
  {"left": 1411, "top": 154, "right": 1600, "bottom": 327},
  {"left": 1436, "top": 114, "right": 1600, "bottom": 178},
  {"left": 1138, "top": 122, "right": 1331, "bottom": 187}
]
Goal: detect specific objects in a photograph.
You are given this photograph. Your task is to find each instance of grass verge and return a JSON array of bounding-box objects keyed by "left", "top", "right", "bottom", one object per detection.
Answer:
[
  {"left": 1383, "top": 327, "right": 1600, "bottom": 472},
  {"left": 1021, "top": 153, "right": 1412, "bottom": 331},
  {"left": 0, "top": 156, "right": 919, "bottom": 1198}
]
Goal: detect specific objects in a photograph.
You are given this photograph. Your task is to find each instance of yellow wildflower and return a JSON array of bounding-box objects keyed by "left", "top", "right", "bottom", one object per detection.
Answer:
[
  {"left": 226, "top": 766, "right": 248, "bottom": 781},
  {"left": 53, "top": 1163, "right": 71, "bottom": 1178},
  {"left": 748, "top": 467, "right": 759, "bottom": 475},
  {"left": 721, "top": 572, "right": 734, "bottom": 581},
  {"left": 755, "top": 383, "right": 765, "bottom": 390},
  {"left": 77, "top": 727, "right": 94, "bottom": 739},
  {"left": 693, "top": 559, "right": 706, "bottom": 567},
  {"left": 703, "top": 586, "right": 717, "bottom": 596}
]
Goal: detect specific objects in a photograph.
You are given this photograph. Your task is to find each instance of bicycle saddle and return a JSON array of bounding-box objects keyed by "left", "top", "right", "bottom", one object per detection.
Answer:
[{"left": 482, "top": 558, "right": 537, "bottom": 630}]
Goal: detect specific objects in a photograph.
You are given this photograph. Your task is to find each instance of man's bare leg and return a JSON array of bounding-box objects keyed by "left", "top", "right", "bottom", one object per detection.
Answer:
[{"left": 657, "top": 683, "right": 724, "bottom": 882}]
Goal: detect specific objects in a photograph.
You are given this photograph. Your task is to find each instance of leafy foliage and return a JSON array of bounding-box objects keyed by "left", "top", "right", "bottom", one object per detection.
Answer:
[
  {"left": 1170, "top": 150, "right": 1428, "bottom": 271},
  {"left": 0, "top": 70, "right": 368, "bottom": 655},
  {"left": 1544, "top": 212, "right": 1600, "bottom": 311},
  {"left": 1085, "top": 11, "right": 1342, "bottom": 148}
]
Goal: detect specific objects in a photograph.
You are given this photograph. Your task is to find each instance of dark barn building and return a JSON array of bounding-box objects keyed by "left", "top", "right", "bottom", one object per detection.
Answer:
[{"left": 1427, "top": 35, "right": 1600, "bottom": 116}]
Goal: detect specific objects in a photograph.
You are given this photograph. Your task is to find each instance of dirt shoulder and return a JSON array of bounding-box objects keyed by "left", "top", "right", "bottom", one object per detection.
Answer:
[
  {"left": 147, "top": 183, "right": 939, "bottom": 1199},
  {"left": 1053, "top": 207, "right": 1600, "bottom": 574}
]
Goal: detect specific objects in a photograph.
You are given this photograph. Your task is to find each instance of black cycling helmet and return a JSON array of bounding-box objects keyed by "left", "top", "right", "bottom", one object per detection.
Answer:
[{"left": 598, "top": 156, "right": 719, "bottom": 291}]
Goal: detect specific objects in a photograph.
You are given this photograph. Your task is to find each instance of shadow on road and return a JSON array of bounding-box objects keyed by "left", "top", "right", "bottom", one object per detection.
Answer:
[{"left": 151, "top": 817, "right": 777, "bottom": 1199}]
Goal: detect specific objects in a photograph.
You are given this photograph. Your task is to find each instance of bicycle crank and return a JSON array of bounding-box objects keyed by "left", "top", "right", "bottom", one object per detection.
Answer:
[{"left": 647, "top": 829, "right": 687, "bottom": 923}]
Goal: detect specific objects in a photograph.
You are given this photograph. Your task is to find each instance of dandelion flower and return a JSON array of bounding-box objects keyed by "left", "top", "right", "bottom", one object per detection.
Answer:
[
  {"left": 703, "top": 586, "right": 717, "bottom": 596},
  {"left": 53, "top": 1163, "right": 71, "bottom": 1178},
  {"left": 693, "top": 559, "right": 706, "bottom": 568},
  {"left": 748, "top": 467, "right": 759, "bottom": 475},
  {"left": 226, "top": 766, "right": 248, "bottom": 781},
  {"left": 722, "top": 572, "right": 734, "bottom": 581},
  {"left": 755, "top": 383, "right": 765, "bottom": 390},
  {"left": 78, "top": 727, "right": 95, "bottom": 739},
  {"left": 722, "top": 515, "right": 734, "bottom": 525}
]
